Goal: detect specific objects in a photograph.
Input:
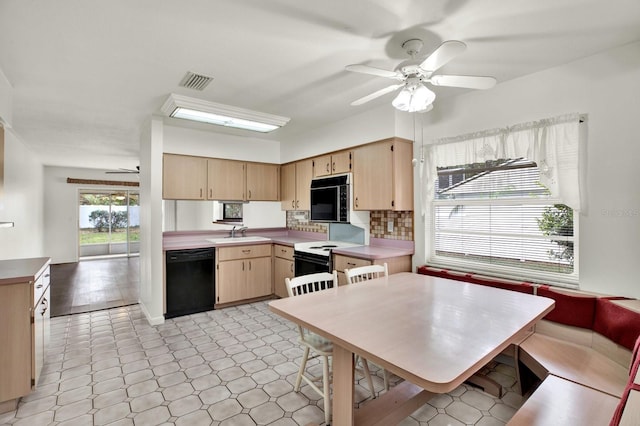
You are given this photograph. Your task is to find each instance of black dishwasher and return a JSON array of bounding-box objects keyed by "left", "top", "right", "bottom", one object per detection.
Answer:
[{"left": 165, "top": 248, "right": 215, "bottom": 319}]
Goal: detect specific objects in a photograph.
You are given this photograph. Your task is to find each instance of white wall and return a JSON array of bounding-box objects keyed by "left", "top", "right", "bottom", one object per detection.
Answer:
[
  {"left": 411, "top": 41, "right": 640, "bottom": 298},
  {"left": 0, "top": 128, "right": 44, "bottom": 259},
  {"left": 43, "top": 166, "right": 139, "bottom": 263},
  {"left": 280, "top": 103, "right": 397, "bottom": 162}
]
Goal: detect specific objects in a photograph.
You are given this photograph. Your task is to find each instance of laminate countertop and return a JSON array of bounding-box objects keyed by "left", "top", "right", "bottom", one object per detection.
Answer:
[
  {"left": 0, "top": 257, "right": 51, "bottom": 286},
  {"left": 163, "top": 230, "right": 414, "bottom": 260}
]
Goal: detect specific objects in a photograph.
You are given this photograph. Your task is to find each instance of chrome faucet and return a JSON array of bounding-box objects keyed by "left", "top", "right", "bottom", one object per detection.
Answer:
[{"left": 230, "top": 225, "right": 248, "bottom": 238}]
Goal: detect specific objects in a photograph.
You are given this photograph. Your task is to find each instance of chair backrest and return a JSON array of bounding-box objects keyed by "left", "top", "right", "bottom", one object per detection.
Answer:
[
  {"left": 345, "top": 263, "right": 388, "bottom": 284},
  {"left": 285, "top": 271, "right": 339, "bottom": 297}
]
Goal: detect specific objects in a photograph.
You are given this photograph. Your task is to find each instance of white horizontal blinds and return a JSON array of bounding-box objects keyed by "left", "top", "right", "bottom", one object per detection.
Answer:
[{"left": 434, "top": 159, "right": 575, "bottom": 274}]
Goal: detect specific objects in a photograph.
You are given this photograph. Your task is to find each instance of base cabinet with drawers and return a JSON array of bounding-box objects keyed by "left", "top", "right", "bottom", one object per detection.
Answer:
[
  {"left": 216, "top": 244, "right": 273, "bottom": 304},
  {"left": 273, "top": 244, "right": 294, "bottom": 298},
  {"left": 333, "top": 253, "right": 412, "bottom": 285},
  {"left": 0, "top": 258, "right": 51, "bottom": 414}
]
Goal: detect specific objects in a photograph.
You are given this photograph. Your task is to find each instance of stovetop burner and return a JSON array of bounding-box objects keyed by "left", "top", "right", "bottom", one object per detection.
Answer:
[{"left": 294, "top": 240, "right": 362, "bottom": 257}]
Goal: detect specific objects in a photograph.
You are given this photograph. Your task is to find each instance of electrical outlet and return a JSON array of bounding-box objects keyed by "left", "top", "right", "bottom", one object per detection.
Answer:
[{"left": 387, "top": 220, "right": 394, "bottom": 233}]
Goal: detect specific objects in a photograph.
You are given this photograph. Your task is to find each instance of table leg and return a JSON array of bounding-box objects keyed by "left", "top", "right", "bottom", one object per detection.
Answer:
[{"left": 333, "top": 344, "right": 355, "bottom": 425}]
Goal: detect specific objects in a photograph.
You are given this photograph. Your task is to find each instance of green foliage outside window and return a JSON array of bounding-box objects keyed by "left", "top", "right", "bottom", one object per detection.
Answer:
[{"left": 537, "top": 204, "right": 574, "bottom": 265}]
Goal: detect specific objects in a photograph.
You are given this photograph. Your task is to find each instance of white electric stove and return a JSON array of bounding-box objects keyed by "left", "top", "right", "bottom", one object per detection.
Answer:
[{"left": 293, "top": 240, "right": 362, "bottom": 276}]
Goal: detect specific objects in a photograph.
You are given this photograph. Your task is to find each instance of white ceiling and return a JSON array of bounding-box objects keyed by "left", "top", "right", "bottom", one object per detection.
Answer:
[{"left": 1, "top": 0, "right": 640, "bottom": 170}]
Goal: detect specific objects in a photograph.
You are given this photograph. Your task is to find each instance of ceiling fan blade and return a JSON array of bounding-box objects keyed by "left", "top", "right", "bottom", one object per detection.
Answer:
[
  {"left": 351, "top": 84, "right": 404, "bottom": 106},
  {"left": 345, "top": 64, "right": 403, "bottom": 80},
  {"left": 430, "top": 74, "right": 497, "bottom": 89},
  {"left": 419, "top": 40, "right": 467, "bottom": 73}
]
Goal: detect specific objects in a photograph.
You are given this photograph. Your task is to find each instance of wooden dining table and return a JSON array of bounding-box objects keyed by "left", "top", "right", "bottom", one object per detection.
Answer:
[{"left": 268, "top": 272, "right": 555, "bottom": 426}]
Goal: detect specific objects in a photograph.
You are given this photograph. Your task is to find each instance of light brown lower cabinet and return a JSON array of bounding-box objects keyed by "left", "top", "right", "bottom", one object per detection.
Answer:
[
  {"left": 273, "top": 244, "right": 294, "bottom": 298},
  {"left": 217, "top": 245, "right": 273, "bottom": 304},
  {"left": 333, "top": 253, "right": 412, "bottom": 285},
  {"left": 0, "top": 261, "right": 50, "bottom": 414}
]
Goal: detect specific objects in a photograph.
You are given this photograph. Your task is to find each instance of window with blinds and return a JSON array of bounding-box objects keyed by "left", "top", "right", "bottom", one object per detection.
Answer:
[{"left": 432, "top": 158, "right": 576, "bottom": 279}]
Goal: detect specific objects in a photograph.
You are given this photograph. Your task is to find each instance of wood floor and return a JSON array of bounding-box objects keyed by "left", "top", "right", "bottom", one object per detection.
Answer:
[{"left": 50, "top": 256, "right": 139, "bottom": 317}]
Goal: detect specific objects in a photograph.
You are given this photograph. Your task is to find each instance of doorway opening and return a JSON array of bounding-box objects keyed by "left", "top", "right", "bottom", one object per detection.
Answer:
[{"left": 79, "top": 190, "right": 140, "bottom": 259}]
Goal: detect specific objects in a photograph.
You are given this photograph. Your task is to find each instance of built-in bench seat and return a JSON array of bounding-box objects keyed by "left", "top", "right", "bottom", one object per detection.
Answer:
[{"left": 416, "top": 265, "right": 640, "bottom": 425}]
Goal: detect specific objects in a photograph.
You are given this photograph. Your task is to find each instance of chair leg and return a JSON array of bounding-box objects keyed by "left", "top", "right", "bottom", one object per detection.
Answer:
[
  {"left": 295, "top": 346, "right": 310, "bottom": 391},
  {"left": 360, "top": 358, "right": 376, "bottom": 399},
  {"left": 322, "top": 354, "right": 331, "bottom": 425}
]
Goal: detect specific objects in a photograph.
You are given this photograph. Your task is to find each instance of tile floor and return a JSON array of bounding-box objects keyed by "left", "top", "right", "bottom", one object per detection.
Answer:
[
  {"left": 0, "top": 301, "right": 525, "bottom": 425},
  {"left": 50, "top": 257, "right": 139, "bottom": 317}
]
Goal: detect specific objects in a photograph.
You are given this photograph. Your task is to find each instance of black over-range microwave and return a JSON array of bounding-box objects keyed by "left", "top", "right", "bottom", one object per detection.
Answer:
[{"left": 310, "top": 174, "right": 350, "bottom": 223}]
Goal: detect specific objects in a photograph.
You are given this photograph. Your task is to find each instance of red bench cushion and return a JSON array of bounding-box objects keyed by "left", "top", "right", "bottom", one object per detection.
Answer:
[
  {"left": 593, "top": 298, "right": 640, "bottom": 351},
  {"left": 610, "top": 335, "right": 640, "bottom": 426},
  {"left": 536, "top": 285, "right": 597, "bottom": 329}
]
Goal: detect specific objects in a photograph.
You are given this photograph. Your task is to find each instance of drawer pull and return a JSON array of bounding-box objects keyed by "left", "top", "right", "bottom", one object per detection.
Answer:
[
  {"left": 242, "top": 250, "right": 251, "bottom": 254},
  {"left": 36, "top": 284, "right": 43, "bottom": 289},
  {"left": 347, "top": 262, "right": 356, "bottom": 267},
  {"left": 45, "top": 274, "right": 50, "bottom": 278}
]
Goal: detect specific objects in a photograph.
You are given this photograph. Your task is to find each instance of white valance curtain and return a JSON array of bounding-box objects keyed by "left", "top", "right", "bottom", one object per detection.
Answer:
[{"left": 420, "top": 113, "right": 584, "bottom": 213}]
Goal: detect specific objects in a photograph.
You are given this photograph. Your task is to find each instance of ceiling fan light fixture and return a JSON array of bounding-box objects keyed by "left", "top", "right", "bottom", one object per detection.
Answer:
[
  {"left": 161, "top": 94, "right": 290, "bottom": 133},
  {"left": 392, "top": 83, "right": 436, "bottom": 113}
]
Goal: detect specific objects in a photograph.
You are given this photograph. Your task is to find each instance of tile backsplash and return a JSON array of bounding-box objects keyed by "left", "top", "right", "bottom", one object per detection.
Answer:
[
  {"left": 286, "top": 211, "right": 328, "bottom": 234},
  {"left": 370, "top": 210, "right": 413, "bottom": 240},
  {"left": 286, "top": 210, "right": 413, "bottom": 240}
]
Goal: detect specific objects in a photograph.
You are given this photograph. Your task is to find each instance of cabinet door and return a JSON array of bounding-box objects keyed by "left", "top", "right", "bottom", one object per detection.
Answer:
[
  {"left": 352, "top": 142, "right": 394, "bottom": 210},
  {"left": 274, "top": 257, "right": 294, "bottom": 298},
  {"left": 246, "top": 163, "right": 279, "bottom": 201},
  {"left": 333, "top": 255, "right": 372, "bottom": 285},
  {"left": 295, "top": 159, "right": 314, "bottom": 210},
  {"left": 208, "top": 159, "right": 246, "bottom": 200},
  {"left": 246, "top": 257, "right": 272, "bottom": 299},
  {"left": 331, "top": 151, "right": 352, "bottom": 175},
  {"left": 217, "top": 260, "right": 247, "bottom": 303},
  {"left": 280, "top": 163, "right": 296, "bottom": 210},
  {"left": 163, "top": 154, "right": 207, "bottom": 200},
  {"left": 0, "top": 283, "right": 32, "bottom": 401},
  {"left": 33, "top": 286, "right": 49, "bottom": 387},
  {"left": 313, "top": 154, "right": 332, "bottom": 178}
]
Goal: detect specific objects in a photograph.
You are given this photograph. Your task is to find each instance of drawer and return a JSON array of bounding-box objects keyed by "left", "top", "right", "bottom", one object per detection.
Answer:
[
  {"left": 333, "top": 255, "right": 371, "bottom": 272},
  {"left": 274, "top": 244, "right": 294, "bottom": 261},
  {"left": 218, "top": 244, "right": 272, "bottom": 261},
  {"left": 33, "top": 265, "right": 51, "bottom": 307}
]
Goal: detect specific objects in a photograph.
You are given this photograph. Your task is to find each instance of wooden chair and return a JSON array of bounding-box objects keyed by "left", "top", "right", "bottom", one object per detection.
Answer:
[
  {"left": 285, "top": 271, "right": 375, "bottom": 424},
  {"left": 344, "top": 263, "right": 390, "bottom": 392}
]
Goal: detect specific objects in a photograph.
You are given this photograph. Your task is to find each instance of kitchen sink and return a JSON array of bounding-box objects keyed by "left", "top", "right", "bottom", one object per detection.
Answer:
[{"left": 206, "top": 236, "right": 272, "bottom": 244}]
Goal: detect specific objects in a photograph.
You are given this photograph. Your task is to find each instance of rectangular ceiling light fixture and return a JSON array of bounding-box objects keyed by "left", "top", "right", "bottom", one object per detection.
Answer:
[{"left": 161, "top": 94, "right": 290, "bottom": 133}]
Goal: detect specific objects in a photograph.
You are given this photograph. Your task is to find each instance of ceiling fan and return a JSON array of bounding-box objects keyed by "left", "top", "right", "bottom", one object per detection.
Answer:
[
  {"left": 346, "top": 39, "right": 496, "bottom": 112},
  {"left": 106, "top": 166, "right": 139, "bottom": 174}
]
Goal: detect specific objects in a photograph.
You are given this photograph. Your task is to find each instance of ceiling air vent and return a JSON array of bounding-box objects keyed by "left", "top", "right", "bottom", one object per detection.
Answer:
[{"left": 179, "top": 71, "right": 213, "bottom": 91}]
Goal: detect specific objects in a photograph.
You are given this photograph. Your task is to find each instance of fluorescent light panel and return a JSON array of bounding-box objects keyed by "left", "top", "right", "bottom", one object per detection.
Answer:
[{"left": 161, "top": 94, "right": 290, "bottom": 133}]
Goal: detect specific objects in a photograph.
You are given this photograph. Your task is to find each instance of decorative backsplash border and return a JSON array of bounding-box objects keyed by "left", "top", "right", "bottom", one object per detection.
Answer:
[
  {"left": 286, "top": 210, "right": 413, "bottom": 240},
  {"left": 370, "top": 210, "right": 413, "bottom": 240}
]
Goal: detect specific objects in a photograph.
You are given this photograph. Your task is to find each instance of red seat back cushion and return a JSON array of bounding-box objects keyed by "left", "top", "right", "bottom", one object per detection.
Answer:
[
  {"left": 537, "top": 285, "right": 596, "bottom": 329},
  {"left": 609, "top": 335, "right": 640, "bottom": 426},
  {"left": 466, "top": 275, "right": 534, "bottom": 294},
  {"left": 593, "top": 298, "right": 640, "bottom": 351}
]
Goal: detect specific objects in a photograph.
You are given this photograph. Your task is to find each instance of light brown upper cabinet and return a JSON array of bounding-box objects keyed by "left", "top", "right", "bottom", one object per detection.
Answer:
[
  {"left": 163, "top": 154, "right": 279, "bottom": 201},
  {"left": 281, "top": 158, "right": 313, "bottom": 210},
  {"left": 207, "top": 158, "right": 246, "bottom": 200},
  {"left": 163, "top": 153, "right": 208, "bottom": 200},
  {"left": 313, "top": 150, "right": 352, "bottom": 178},
  {"left": 352, "top": 137, "right": 413, "bottom": 211},
  {"left": 246, "top": 162, "right": 279, "bottom": 201}
]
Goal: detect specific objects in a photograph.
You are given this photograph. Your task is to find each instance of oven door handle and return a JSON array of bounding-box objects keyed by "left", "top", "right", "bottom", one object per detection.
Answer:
[{"left": 294, "top": 254, "right": 331, "bottom": 266}]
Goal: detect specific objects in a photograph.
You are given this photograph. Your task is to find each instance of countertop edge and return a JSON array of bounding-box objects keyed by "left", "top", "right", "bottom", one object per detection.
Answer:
[{"left": 0, "top": 257, "right": 51, "bottom": 286}]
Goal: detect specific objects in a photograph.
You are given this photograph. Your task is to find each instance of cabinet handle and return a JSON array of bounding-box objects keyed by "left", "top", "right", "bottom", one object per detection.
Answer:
[
  {"left": 332, "top": 162, "right": 335, "bottom": 172},
  {"left": 248, "top": 190, "right": 252, "bottom": 199},
  {"left": 292, "top": 200, "right": 295, "bottom": 208},
  {"left": 200, "top": 188, "right": 203, "bottom": 198},
  {"left": 355, "top": 197, "right": 359, "bottom": 208},
  {"left": 296, "top": 200, "right": 299, "bottom": 209},
  {"left": 242, "top": 262, "right": 245, "bottom": 271},
  {"left": 209, "top": 189, "right": 212, "bottom": 198},
  {"left": 326, "top": 163, "right": 330, "bottom": 173},
  {"left": 347, "top": 262, "right": 356, "bottom": 267},
  {"left": 45, "top": 274, "right": 50, "bottom": 278},
  {"left": 36, "top": 284, "right": 43, "bottom": 289},
  {"left": 249, "top": 261, "right": 252, "bottom": 271},
  {"left": 242, "top": 249, "right": 251, "bottom": 254},
  {"left": 41, "top": 297, "right": 48, "bottom": 315},
  {"left": 290, "top": 264, "right": 294, "bottom": 273}
]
